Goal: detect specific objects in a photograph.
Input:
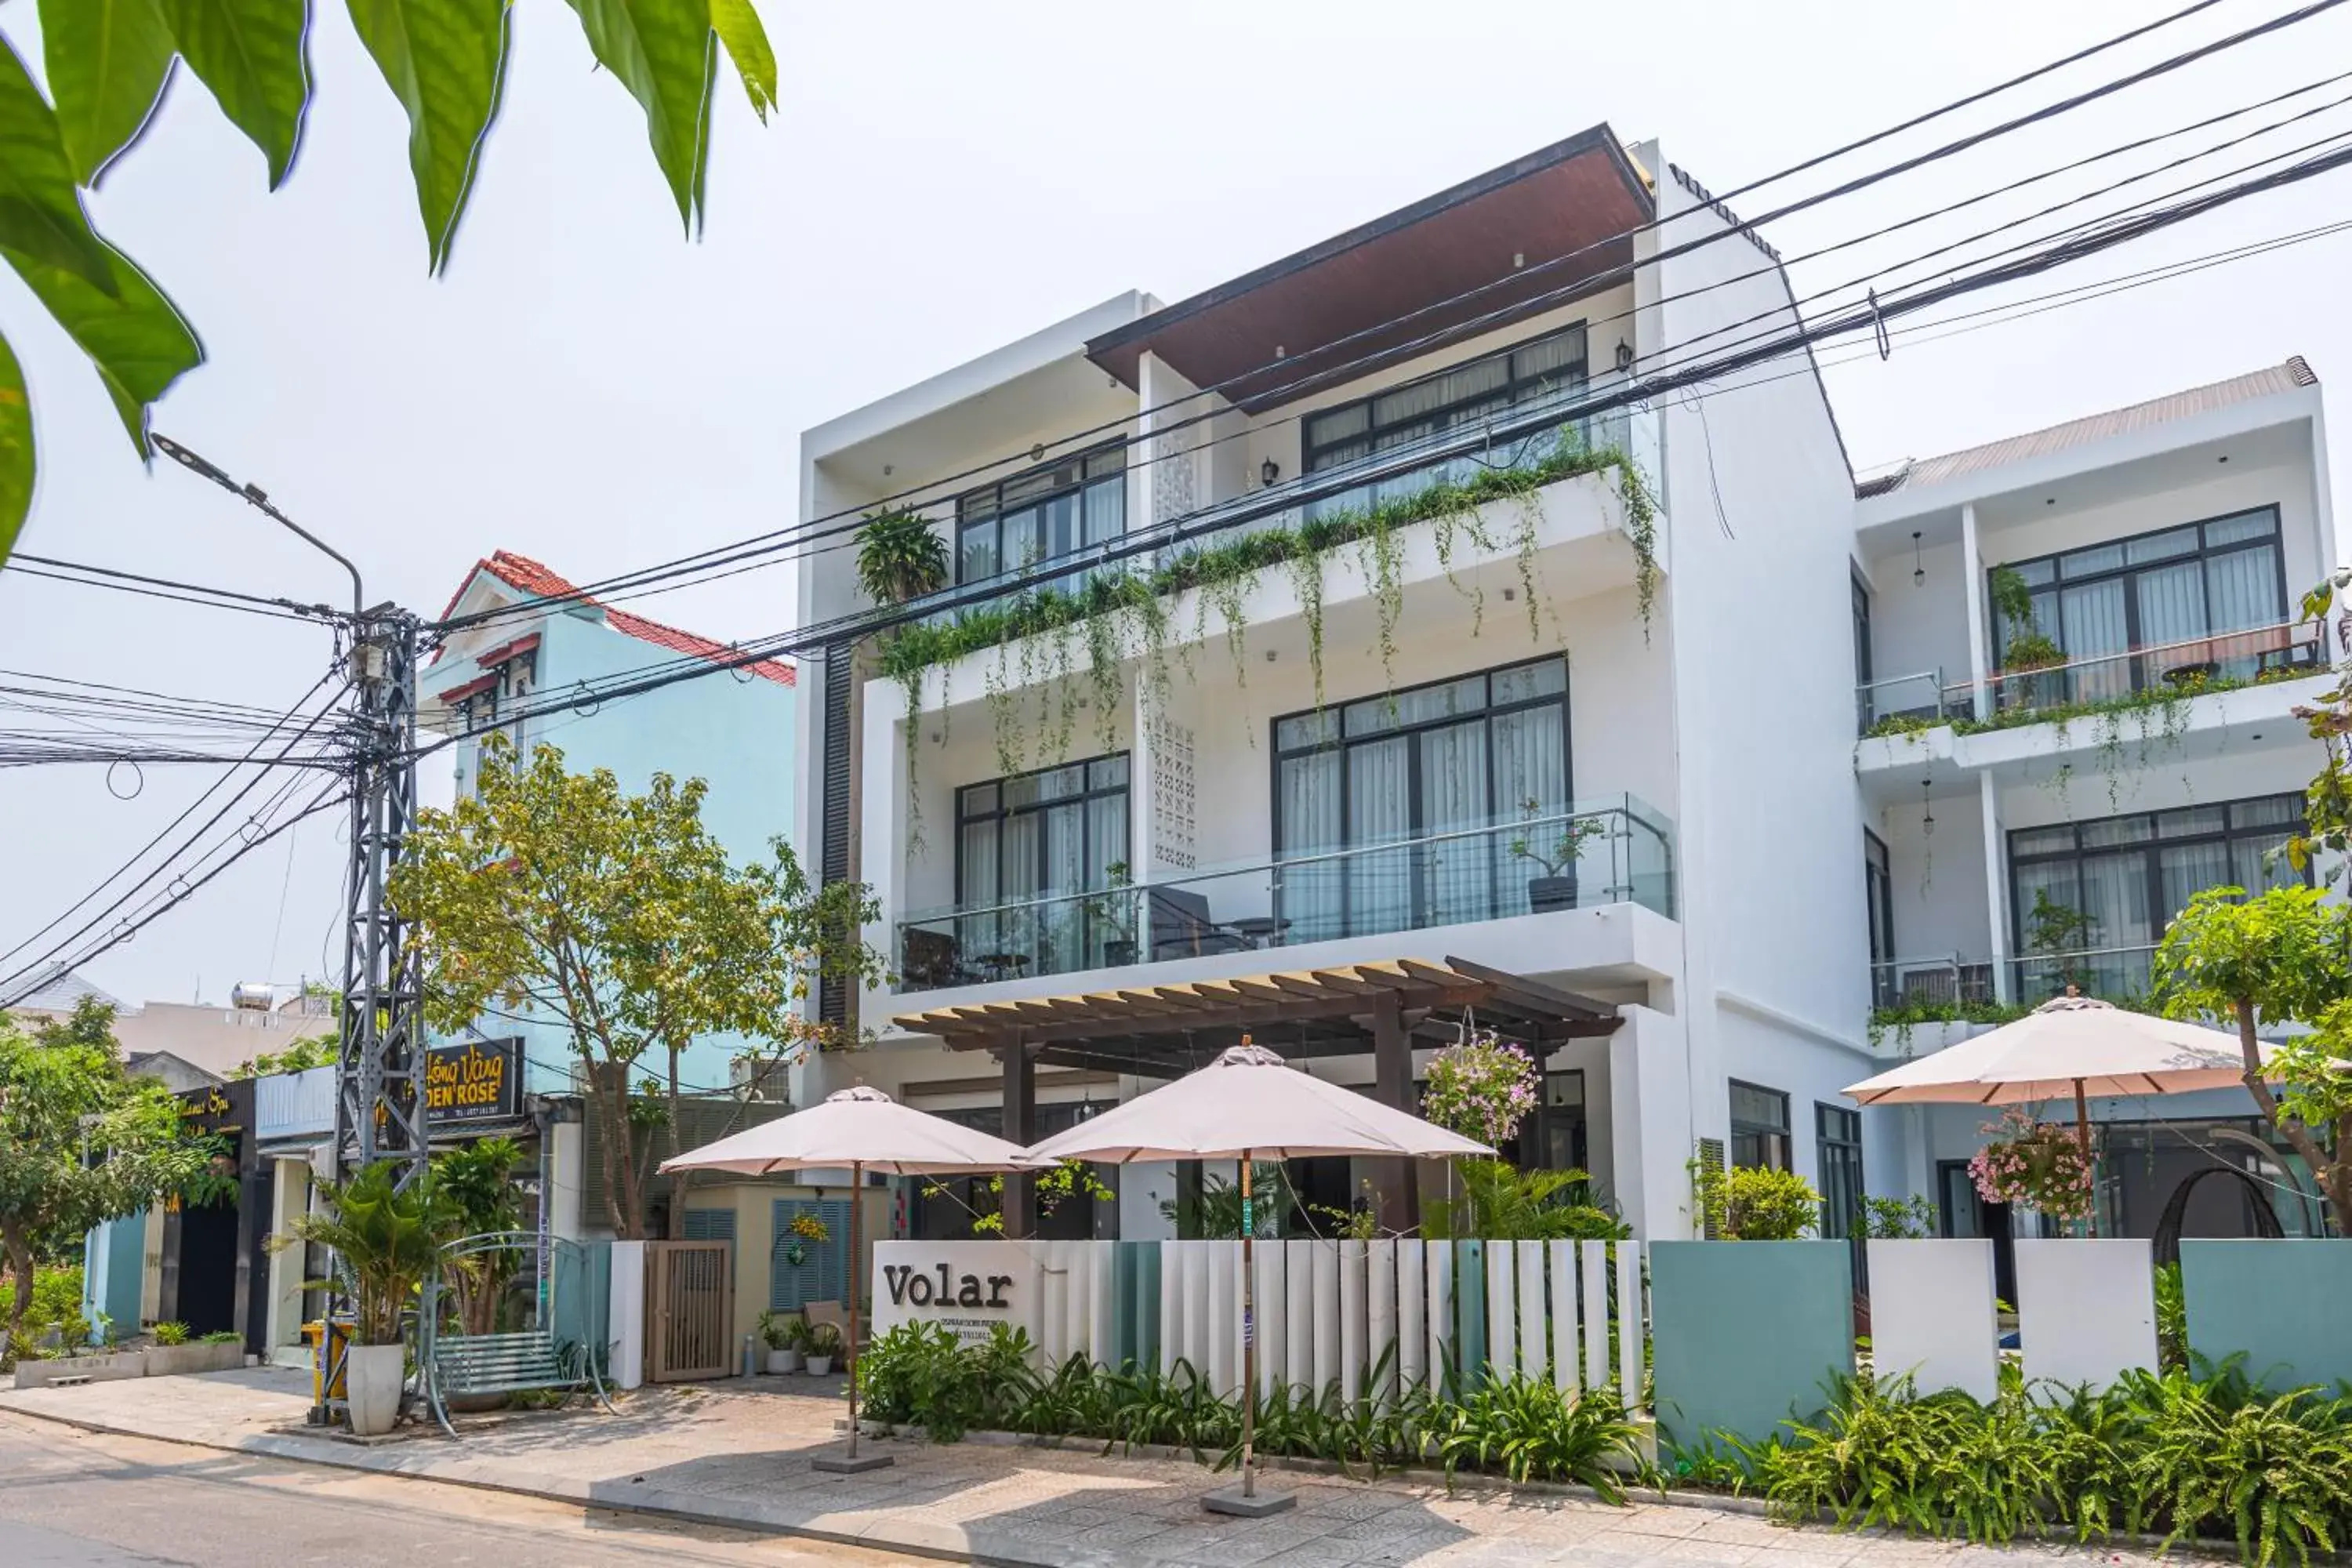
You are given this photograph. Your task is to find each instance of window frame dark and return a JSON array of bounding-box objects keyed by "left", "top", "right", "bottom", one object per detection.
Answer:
[
  {"left": 1851, "top": 568, "right": 1873, "bottom": 688},
  {"left": 1816, "top": 1102, "right": 1865, "bottom": 1241},
  {"left": 1864, "top": 829, "right": 1894, "bottom": 969},
  {"left": 1267, "top": 655, "right": 1572, "bottom": 938},
  {"left": 1301, "top": 326, "right": 1591, "bottom": 479},
  {"left": 2004, "top": 791, "right": 2309, "bottom": 960},
  {"left": 952, "top": 443, "right": 1127, "bottom": 587},
  {"left": 1988, "top": 505, "right": 2288, "bottom": 680},
  {"left": 953, "top": 752, "right": 1131, "bottom": 914},
  {"left": 1729, "top": 1080, "right": 1792, "bottom": 1172}
]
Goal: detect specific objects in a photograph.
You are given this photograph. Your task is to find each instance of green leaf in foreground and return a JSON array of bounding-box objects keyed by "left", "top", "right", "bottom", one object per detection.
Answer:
[
  {"left": 0, "top": 34, "right": 124, "bottom": 296},
  {"left": 39, "top": 0, "right": 178, "bottom": 187},
  {"left": 0, "top": 330, "right": 32, "bottom": 561},
  {"left": 345, "top": 0, "right": 511, "bottom": 274},
  {"left": 0, "top": 244, "right": 204, "bottom": 454},
  {"left": 160, "top": 0, "right": 314, "bottom": 189},
  {"left": 709, "top": 0, "right": 775, "bottom": 124},
  {"left": 564, "top": 0, "right": 716, "bottom": 232}
]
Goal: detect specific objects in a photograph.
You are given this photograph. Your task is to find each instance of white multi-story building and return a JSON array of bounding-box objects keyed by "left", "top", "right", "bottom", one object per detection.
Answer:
[{"left": 790, "top": 126, "right": 2338, "bottom": 1252}]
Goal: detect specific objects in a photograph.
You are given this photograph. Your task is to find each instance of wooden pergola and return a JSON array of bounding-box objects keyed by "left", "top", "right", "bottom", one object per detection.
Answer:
[{"left": 891, "top": 956, "right": 1621, "bottom": 1235}]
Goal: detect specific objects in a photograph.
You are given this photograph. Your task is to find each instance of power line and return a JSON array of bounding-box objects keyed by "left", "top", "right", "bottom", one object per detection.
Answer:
[
  {"left": 412, "top": 135, "right": 2352, "bottom": 760},
  {"left": 434, "top": 0, "right": 2325, "bottom": 640},
  {"left": 5, "top": 553, "right": 343, "bottom": 622}
]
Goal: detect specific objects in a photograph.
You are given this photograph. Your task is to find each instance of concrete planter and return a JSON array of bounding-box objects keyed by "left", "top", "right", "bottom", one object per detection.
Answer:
[
  {"left": 764, "top": 1349, "right": 802, "bottom": 1374},
  {"left": 345, "top": 1343, "right": 406, "bottom": 1436},
  {"left": 804, "top": 1355, "right": 834, "bottom": 1377},
  {"left": 12, "top": 1351, "right": 145, "bottom": 1390},
  {"left": 142, "top": 1341, "right": 246, "bottom": 1378}
]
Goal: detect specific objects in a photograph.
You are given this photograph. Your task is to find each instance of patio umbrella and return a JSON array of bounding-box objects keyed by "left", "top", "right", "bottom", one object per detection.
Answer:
[
  {"left": 661, "top": 1084, "right": 1049, "bottom": 1472},
  {"left": 1843, "top": 992, "right": 2269, "bottom": 1236},
  {"left": 1024, "top": 1040, "right": 1490, "bottom": 1516}
]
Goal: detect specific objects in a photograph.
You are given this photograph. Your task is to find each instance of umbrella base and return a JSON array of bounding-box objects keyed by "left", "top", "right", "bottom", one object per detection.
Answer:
[
  {"left": 1203, "top": 1483, "right": 1296, "bottom": 1518},
  {"left": 811, "top": 1450, "right": 895, "bottom": 1475}
]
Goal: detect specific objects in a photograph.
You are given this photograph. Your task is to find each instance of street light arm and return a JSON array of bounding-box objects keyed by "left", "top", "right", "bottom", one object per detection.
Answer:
[{"left": 152, "top": 433, "right": 364, "bottom": 619}]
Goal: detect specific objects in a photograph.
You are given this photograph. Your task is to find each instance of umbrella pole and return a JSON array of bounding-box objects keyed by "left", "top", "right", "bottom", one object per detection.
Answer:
[
  {"left": 848, "top": 1160, "right": 862, "bottom": 1458},
  {"left": 1241, "top": 1150, "right": 1257, "bottom": 1499},
  {"left": 2073, "top": 1081, "right": 2098, "bottom": 1239}
]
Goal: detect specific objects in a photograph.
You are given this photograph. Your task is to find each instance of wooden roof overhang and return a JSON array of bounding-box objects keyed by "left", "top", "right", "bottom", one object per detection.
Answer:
[{"left": 891, "top": 956, "right": 1621, "bottom": 1079}]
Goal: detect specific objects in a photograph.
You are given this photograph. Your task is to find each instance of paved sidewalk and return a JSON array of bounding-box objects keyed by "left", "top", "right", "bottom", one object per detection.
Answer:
[{"left": 0, "top": 1367, "right": 2147, "bottom": 1568}]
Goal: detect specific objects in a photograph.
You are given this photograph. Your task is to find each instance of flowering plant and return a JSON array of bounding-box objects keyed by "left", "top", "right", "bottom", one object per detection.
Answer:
[
  {"left": 1421, "top": 1028, "right": 1538, "bottom": 1147},
  {"left": 1968, "top": 1105, "right": 2096, "bottom": 1221},
  {"left": 789, "top": 1211, "right": 832, "bottom": 1244}
]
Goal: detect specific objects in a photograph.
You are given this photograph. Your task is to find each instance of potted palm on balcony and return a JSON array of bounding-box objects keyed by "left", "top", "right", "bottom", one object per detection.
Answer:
[
  {"left": 1509, "top": 801, "right": 1600, "bottom": 914},
  {"left": 855, "top": 507, "right": 949, "bottom": 606}
]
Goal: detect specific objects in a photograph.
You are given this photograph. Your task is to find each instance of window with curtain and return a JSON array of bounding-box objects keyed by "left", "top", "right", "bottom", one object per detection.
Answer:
[
  {"left": 1990, "top": 507, "right": 2287, "bottom": 700},
  {"left": 956, "top": 755, "right": 1129, "bottom": 976},
  {"left": 1300, "top": 328, "right": 1589, "bottom": 520},
  {"left": 1730, "top": 1081, "right": 1791, "bottom": 1172},
  {"left": 1270, "top": 657, "right": 1570, "bottom": 942},
  {"left": 954, "top": 445, "right": 1127, "bottom": 588},
  {"left": 1864, "top": 830, "right": 1894, "bottom": 970},
  {"left": 2008, "top": 793, "right": 2307, "bottom": 998}
]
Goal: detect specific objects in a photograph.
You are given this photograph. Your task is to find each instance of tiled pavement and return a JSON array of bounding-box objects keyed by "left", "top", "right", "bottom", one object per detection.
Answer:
[{"left": 0, "top": 1367, "right": 2163, "bottom": 1567}]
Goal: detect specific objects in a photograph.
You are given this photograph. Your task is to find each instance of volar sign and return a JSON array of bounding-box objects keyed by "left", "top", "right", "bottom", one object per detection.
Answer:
[{"left": 870, "top": 1241, "right": 1041, "bottom": 1348}]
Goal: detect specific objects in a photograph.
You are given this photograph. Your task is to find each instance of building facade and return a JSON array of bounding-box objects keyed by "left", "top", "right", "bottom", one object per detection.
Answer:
[{"left": 791, "top": 129, "right": 2339, "bottom": 1246}]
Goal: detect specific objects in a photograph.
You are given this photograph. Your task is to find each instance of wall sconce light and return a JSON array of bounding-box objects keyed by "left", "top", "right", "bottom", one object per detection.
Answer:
[
  {"left": 1261, "top": 457, "right": 1280, "bottom": 488},
  {"left": 1912, "top": 529, "right": 1926, "bottom": 588},
  {"left": 1615, "top": 340, "right": 1635, "bottom": 374},
  {"left": 1921, "top": 780, "right": 1936, "bottom": 838}
]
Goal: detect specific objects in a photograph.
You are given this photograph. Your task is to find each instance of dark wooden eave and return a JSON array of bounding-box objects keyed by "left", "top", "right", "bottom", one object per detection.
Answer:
[
  {"left": 1085, "top": 127, "right": 1655, "bottom": 414},
  {"left": 891, "top": 956, "right": 1621, "bottom": 1080}
]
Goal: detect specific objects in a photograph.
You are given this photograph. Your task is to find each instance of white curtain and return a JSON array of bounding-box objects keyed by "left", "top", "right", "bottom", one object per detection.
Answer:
[
  {"left": 2134, "top": 561, "right": 2205, "bottom": 651},
  {"left": 1490, "top": 706, "right": 1569, "bottom": 911},
  {"left": 1277, "top": 752, "right": 1344, "bottom": 944},
  {"left": 1349, "top": 736, "right": 1413, "bottom": 938},
  {"left": 1419, "top": 720, "right": 1490, "bottom": 926},
  {"left": 2061, "top": 580, "right": 2130, "bottom": 700}
]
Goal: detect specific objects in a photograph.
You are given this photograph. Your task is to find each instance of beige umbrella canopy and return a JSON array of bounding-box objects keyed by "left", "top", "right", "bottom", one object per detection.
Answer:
[
  {"left": 1028, "top": 1041, "right": 1490, "bottom": 1516},
  {"left": 1843, "top": 993, "right": 2267, "bottom": 1237},
  {"left": 662, "top": 1085, "right": 1047, "bottom": 1472}
]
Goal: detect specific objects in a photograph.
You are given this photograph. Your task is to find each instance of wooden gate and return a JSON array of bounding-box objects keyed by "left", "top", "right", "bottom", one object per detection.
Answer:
[{"left": 644, "top": 1240, "right": 734, "bottom": 1382}]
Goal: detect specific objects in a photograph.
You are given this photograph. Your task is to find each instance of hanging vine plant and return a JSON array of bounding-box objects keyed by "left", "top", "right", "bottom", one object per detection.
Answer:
[{"left": 873, "top": 434, "right": 1661, "bottom": 807}]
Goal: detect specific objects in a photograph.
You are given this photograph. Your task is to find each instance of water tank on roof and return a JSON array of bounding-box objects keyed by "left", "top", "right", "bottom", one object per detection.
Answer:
[{"left": 230, "top": 982, "right": 276, "bottom": 1011}]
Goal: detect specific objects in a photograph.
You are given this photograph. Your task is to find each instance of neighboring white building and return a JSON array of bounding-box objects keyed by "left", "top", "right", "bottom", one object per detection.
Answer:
[{"left": 790, "top": 126, "right": 2339, "bottom": 1251}]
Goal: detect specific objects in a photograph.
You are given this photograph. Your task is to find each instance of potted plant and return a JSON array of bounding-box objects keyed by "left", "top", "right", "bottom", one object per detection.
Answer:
[
  {"left": 757, "top": 1309, "right": 804, "bottom": 1375},
  {"left": 802, "top": 1319, "right": 843, "bottom": 1377},
  {"left": 1507, "top": 800, "right": 1599, "bottom": 913},
  {"left": 274, "top": 1161, "right": 452, "bottom": 1436},
  {"left": 1990, "top": 565, "right": 2065, "bottom": 676},
  {"left": 854, "top": 507, "right": 950, "bottom": 605}
]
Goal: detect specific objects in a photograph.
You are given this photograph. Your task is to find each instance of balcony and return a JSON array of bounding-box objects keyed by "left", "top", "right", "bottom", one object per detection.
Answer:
[
  {"left": 2012, "top": 944, "right": 2159, "bottom": 1005},
  {"left": 895, "top": 795, "right": 1674, "bottom": 995},
  {"left": 1857, "top": 621, "right": 2321, "bottom": 739},
  {"left": 1870, "top": 954, "right": 1996, "bottom": 1011}
]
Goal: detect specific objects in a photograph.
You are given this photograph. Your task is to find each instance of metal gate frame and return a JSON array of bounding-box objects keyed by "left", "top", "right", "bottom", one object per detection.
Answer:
[{"left": 644, "top": 1240, "right": 734, "bottom": 1383}]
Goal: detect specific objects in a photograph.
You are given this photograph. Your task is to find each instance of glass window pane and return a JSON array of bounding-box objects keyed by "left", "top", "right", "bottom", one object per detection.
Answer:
[
  {"left": 1342, "top": 695, "right": 1398, "bottom": 736},
  {"left": 2230, "top": 795, "right": 2301, "bottom": 830},
  {"left": 2079, "top": 815, "right": 2152, "bottom": 848},
  {"left": 2135, "top": 560, "right": 2206, "bottom": 648},
  {"left": 1082, "top": 478, "right": 1123, "bottom": 546},
  {"left": 2204, "top": 509, "right": 2279, "bottom": 547},
  {"left": 1000, "top": 466, "right": 1057, "bottom": 507},
  {"left": 960, "top": 782, "right": 997, "bottom": 818},
  {"left": 1083, "top": 445, "right": 1127, "bottom": 480},
  {"left": 2013, "top": 826, "right": 2078, "bottom": 858},
  {"left": 2060, "top": 543, "right": 2126, "bottom": 578},
  {"left": 2126, "top": 528, "right": 2198, "bottom": 564},
  {"left": 2207, "top": 545, "right": 2283, "bottom": 633},
  {"left": 1512, "top": 328, "right": 1588, "bottom": 383},
  {"left": 1730, "top": 1082, "right": 1788, "bottom": 1132},
  {"left": 2160, "top": 840, "right": 2233, "bottom": 917},
  {"left": 1546, "top": 1070, "right": 1584, "bottom": 1109},
  {"left": 1001, "top": 507, "right": 1042, "bottom": 569},
  {"left": 1305, "top": 402, "right": 1369, "bottom": 448},
  {"left": 1090, "top": 755, "right": 1128, "bottom": 790},
  {"left": 958, "top": 522, "right": 997, "bottom": 585},
  {"left": 2077, "top": 851, "right": 2154, "bottom": 949},
  {"left": 2233, "top": 832, "right": 2297, "bottom": 894},
  {"left": 2156, "top": 806, "right": 2227, "bottom": 838},
  {"left": 1277, "top": 712, "right": 1338, "bottom": 750},
  {"left": 1492, "top": 658, "right": 1568, "bottom": 704},
  {"left": 1036, "top": 765, "right": 1084, "bottom": 802},
  {"left": 1394, "top": 676, "right": 1486, "bottom": 728},
  {"left": 2010, "top": 559, "right": 2056, "bottom": 587},
  {"left": 1001, "top": 771, "right": 1040, "bottom": 811}
]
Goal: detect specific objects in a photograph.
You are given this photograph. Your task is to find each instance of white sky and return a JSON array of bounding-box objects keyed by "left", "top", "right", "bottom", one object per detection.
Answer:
[{"left": 2, "top": 0, "right": 2347, "bottom": 1007}]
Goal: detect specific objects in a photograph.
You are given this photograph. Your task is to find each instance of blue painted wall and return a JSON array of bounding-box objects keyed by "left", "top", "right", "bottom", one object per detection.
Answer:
[
  {"left": 1650, "top": 1240, "right": 1854, "bottom": 1454},
  {"left": 442, "top": 607, "right": 798, "bottom": 1098},
  {"left": 2181, "top": 1239, "right": 2352, "bottom": 1392}
]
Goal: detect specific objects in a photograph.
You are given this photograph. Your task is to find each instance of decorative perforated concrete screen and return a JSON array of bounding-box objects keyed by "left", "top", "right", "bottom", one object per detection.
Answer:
[
  {"left": 1650, "top": 1240, "right": 1853, "bottom": 1451},
  {"left": 2181, "top": 1239, "right": 2352, "bottom": 1392}
]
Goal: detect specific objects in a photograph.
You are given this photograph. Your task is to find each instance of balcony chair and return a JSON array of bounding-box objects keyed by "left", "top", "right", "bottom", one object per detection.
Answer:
[{"left": 1146, "top": 887, "right": 1251, "bottom": 961}]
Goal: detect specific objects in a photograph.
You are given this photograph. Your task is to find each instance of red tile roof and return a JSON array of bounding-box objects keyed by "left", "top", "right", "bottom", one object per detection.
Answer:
[{"left": 441, "top": 551, "right": 794, "bottom": 687}]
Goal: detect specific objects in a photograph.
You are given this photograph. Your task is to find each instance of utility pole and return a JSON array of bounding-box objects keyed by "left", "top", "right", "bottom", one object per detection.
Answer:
[{"left": 334, "top": 608, "right": 427, "bottom": 1188}]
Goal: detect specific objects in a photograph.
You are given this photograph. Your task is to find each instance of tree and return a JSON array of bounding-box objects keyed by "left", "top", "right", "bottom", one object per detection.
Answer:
[
  {"left": 388, "top": 735, "right": 883, "bottom": 1237},
  {"left": 2292, "top": 569, "right": 2352, "bottom": 877},
  {"left": 0, "top": 997, "right": 217, "bottom": 1352},
  {"left": 2152, "top": 884, "right": 2352, "bottom": 1236},
  {"left": 0, "top": 0, "right": 780, "bottom": 561}
]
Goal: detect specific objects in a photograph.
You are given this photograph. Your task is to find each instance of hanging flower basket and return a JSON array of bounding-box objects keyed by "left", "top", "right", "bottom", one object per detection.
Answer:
[
  {"left": 1421, "top": 1028, "right": 1537, "bottom": 1147},
  {"left": 1969, "top": 1106, "right": 2096, "bottom": 1221}
]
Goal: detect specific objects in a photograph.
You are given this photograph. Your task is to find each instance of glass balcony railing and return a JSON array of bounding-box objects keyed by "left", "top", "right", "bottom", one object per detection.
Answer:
[
  {"left": 1857, "top": 622, "right": 2321, "bottom": 738},
  {"left": 1871, "top": 954, "right": 1995, "bottom": 1011},
  {"left": 895, "top": 794, "right": 1675, "bottom": 994},
  {"left": 2011, "top": 945, "right": 2159, "bottom": 1005}
]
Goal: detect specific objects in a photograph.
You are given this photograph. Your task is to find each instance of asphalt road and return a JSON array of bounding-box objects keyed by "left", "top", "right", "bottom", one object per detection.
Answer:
[{"left": 0, "top": 1411, "right": 925, "bottom": 1567}]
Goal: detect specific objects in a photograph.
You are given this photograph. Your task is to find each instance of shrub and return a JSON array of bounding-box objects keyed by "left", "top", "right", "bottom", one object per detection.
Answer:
[
  {"left": 151, "top": 1320, "right": 190, "bottom": 1346},
  {"left": 0, "top": 1264, "right": 85, "bottom": 1349},
  {"left": 1692, "top": 1165, "right": 1823, "bottom": 1240},
  {"left": 1859, "top": 1195, "right": 1936, "bottom": 1240}
]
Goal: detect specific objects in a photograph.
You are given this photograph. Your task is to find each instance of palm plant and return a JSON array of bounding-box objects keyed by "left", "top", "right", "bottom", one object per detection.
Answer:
[
  {"left": 855, "top": 507, "right": 949, "bottom": 606},
  {"left": 430, "top": 1137, "right": 525, "bottom": 1334},
  {"left": 275, "top": 1161, "right": 456, "bottom": 1345}
]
